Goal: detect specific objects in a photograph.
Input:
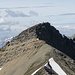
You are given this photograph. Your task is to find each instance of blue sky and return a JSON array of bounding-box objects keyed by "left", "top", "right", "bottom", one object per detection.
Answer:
[
  {"left": 0, "top": 0, "right": 75, "bottom": 7},
  {"left": 0, "top": 0, "right": 75, "bottom": 16},
  {"left": 0, "top": 0, "right": 75, "bottom": 39}
]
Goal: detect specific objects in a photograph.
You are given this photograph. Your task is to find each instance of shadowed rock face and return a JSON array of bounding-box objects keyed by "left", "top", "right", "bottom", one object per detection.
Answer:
[{"left": 36, "top": 22, "right": 75, "bottom": 60}]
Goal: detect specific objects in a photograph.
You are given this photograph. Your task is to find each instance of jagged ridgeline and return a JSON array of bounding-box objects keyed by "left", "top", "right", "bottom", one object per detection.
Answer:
[
  {"left": 0, "top": 22, "right": 75, "bottom": 75},
  {"left": 13, "top": 22, "right": 75, "bottom": 59}
]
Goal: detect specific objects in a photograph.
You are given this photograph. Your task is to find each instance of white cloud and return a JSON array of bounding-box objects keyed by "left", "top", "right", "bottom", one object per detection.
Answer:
[
  {"left": 0, "top": 25, "right": 9, "bottom": 31},
  {"left": 55, "top": 25, "right": 75, "bottom": 30},
  {"left": 53, "top": 25, "right": 75, "bottom": 36},
  {"left": 0, "top": 21, "right": 19, "bottom": 25},
  {"left": 10, "top": 25, "right": 27, "bottom": 32},
  {"left": 0, "top": 16, "right": 4, "bottom": 23}
]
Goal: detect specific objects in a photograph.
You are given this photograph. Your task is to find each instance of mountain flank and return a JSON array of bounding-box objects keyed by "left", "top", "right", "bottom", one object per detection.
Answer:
[{"left": 0, "top": 22, "right": 75, "bottom": 75}]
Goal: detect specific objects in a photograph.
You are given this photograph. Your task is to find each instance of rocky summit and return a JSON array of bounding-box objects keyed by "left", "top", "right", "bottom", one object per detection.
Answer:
[{"left": 0, "top": 22, "right": 75, "bottom": 75}]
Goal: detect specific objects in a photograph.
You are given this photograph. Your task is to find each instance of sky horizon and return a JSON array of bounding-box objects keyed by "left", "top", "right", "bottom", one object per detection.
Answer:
[{"left": 0, "top": 0, "right": 75, "bottom": 39}]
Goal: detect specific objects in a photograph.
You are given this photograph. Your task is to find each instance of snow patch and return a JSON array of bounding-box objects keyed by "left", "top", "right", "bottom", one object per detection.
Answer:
[
  {"left": 0, "top": 17, "right": 4, "bottom": 23},
  {"left": 0, "top": 67, "right": 3, "bottom": 71},
  {"left": 31, "top": 67, "right": 42, "bottom": 75},
  {"left": 49, "top": 58, "right": 67, "bottom": 75},
  {"left": 31, "top": 57, "right": 67, "bottom": 75},
  {"left": 5, "top": 37, "right": 14, "bottom": 42},
  {"left": 36, "top": 38, "right": 39, "bottom": 41}
]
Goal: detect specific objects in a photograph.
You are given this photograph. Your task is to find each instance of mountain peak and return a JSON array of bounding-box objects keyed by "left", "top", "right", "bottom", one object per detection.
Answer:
[
  {"left": 14, "top": 22, "right": 61, "bottom": 42},
  {"left": 0, "top": 22, "right": 75, "bottom": 75},
  {"left": 13, "top": 22, "right": 75, "bottom": 60}
]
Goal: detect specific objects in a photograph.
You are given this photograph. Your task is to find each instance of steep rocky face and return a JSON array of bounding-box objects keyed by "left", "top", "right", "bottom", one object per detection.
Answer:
[
  {"left": 0, "top": 22, "right": 75, "bottom": 75},
  {"left": 35, "top": 23, "right": 75, "bottom": 60}
]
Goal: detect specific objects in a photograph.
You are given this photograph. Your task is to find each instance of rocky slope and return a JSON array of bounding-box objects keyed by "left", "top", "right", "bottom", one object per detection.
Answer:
[{"left": 0, "top": 22, "right": 75, "bottom": 75}]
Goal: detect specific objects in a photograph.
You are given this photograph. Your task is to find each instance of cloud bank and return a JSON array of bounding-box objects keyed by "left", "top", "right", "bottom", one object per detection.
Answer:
[
  {"left": 5, "top": 10, "right": 38, "bottom": 17},
  {"left": 59, "top": 13, "right": 75, "bottom": 16},
  {"left": 5, "top": 10, "right": 29, "bottom": 17}
]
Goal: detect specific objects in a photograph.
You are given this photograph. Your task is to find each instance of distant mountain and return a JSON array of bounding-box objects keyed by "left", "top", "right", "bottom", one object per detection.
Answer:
[
  {"left": 0, "top": 41, "right": 5, "bottom": 48},
  {"left": 0, "top": 37, "right": 14, "bottom": 48},
  {"left": 5, "top": 9, "right": 29, "bottom": 17},
  {"left": 5, "top": 9, "right": 38, "bottom": 17},
  {"left": 71, "top": 34, "right": 75, "bottom": 42},
  {"left": 0, "top": 22, "right": 75, "bottom": 75},
  {"left": 59, "top": 13, "right": 75, "bottom": 16},
  {"left": 29, "top": 11, "right": 38, "bottom": 16},
  {"left": 0, "top": 16, "right": 4, "bottom": 23}
]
